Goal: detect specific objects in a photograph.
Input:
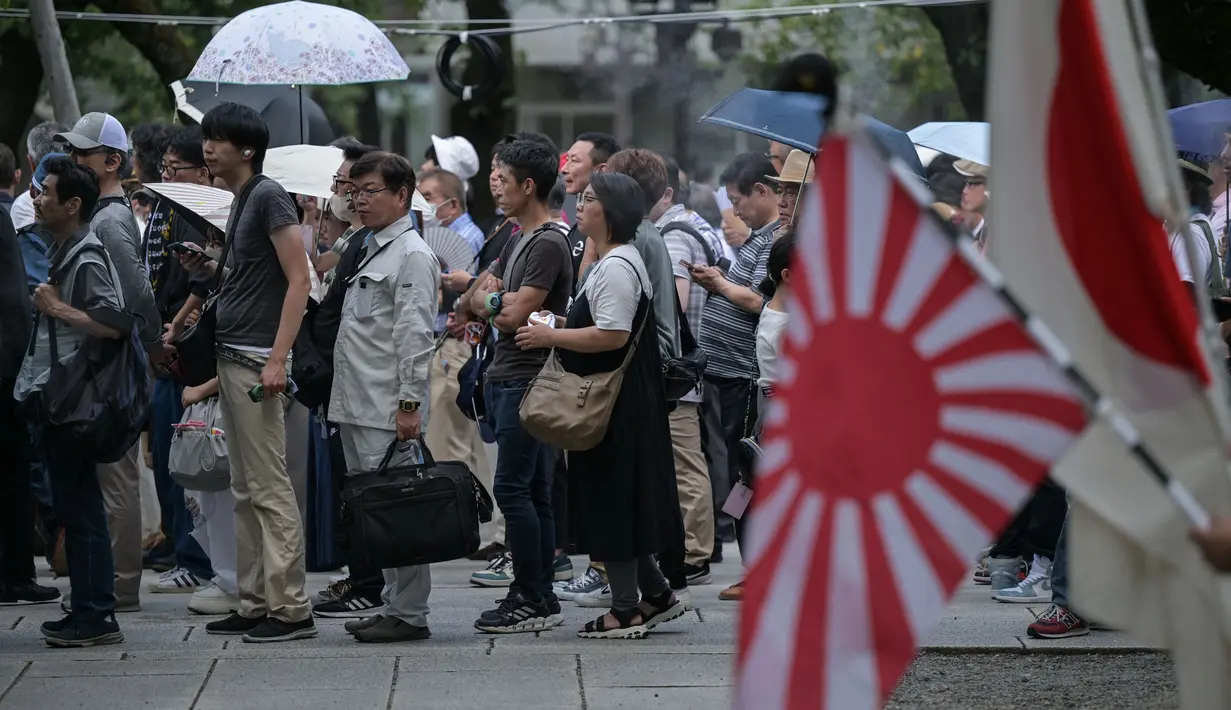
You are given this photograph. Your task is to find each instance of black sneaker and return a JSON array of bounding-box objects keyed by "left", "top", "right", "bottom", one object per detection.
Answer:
[
  {"left": 312, "top": 586, "right": 382, "bottom": 619},
  {"left": 242, "top": 617, "right": 318, "bottom": 643},
  {"left": 205, "top": 613, "right": 266, "bottom": 636},
  {"left": 474, "top": 594, "right": 553, "bottom": 634},
  {"left": 545, "top": 593, "right": 565, "bottom": 627},
  {"left": 43, "top": 616, "right": 123, "bottom": 648},
  {"left": 40, "top": 615, "right": 72, "bottom": 636},
  {"left": 709, "top": 544, "right": 724, "bottom": 564},
  {"left": 683, "top": 562, "right": 712, "bottom": 586},
  {"left": 0, "top": 582, "right": 61, "bottom": 606},
  {"left": 142, "top": 538, "right": 176, "bottom": 572}
]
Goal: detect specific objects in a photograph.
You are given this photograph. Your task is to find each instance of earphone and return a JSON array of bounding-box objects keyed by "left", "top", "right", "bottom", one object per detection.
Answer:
[{"left": 243, "top": 149, "right": 253, "bottom": 158}]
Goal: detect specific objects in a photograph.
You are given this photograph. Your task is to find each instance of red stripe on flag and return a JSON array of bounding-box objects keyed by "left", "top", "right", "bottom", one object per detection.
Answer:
[
  {"left": 902, "top": 258, "right": 974, "bottom": 340},
  {"left": 789, "top": 497, "right": 837, "bottom": 710},
  {"left": 858, "top": 500, "right": 916, "bottom": 698},
  {"left": 872, "top": 185, "right": 927, "bottom": 319},
  {"left": 738, "top": 493, "right": 803, "bottom": 663},
  {"left": 821, "top": 140, "right": 850, "bottom": 316},
  {"left": 1048, "top": 0, "right": 1209, "bottom": 383}
]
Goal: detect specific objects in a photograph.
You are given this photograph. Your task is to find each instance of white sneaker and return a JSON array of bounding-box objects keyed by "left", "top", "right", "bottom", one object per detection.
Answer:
[
  {"left": 575, "top": 584, "right": 612, "bottom": 608},
  {"left": 993, "top": 555, "right": 1053, "bottom": 603},
  {"left": 187, "top": 583, "right": 241, "bottom": 615},
  {"left": 149, "top": 566, "right": 205, "bottom": 594},
  {"left": 674, "top": 587, "right": 694, "bottom": 612},
  {"left": 553, "top": 567, "right": 605, "bottom": 601}
]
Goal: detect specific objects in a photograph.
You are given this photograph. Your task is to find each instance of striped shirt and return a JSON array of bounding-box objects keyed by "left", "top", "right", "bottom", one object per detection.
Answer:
[{"left": 698, "top": 219, "right": 779, "bottom": 379}]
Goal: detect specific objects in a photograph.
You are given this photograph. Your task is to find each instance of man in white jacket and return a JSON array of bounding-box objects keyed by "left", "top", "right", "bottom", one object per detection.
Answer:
[{"left": 328, "top": 151, "right": 439, "bottom": 643}]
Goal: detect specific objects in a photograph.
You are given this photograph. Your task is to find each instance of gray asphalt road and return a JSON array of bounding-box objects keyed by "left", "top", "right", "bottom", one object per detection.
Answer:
[{"left": 888, "top": 652, "right": 1177, "bottom": 709}]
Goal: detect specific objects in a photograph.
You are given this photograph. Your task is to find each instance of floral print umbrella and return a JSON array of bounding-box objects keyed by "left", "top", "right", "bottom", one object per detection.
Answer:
[{"left": 187, "top": 0, "right": 409, "bottom": 86}]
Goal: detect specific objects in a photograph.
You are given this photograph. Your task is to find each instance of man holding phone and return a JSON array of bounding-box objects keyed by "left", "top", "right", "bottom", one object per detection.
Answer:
[{"left": 142, "top": 125, "right": 218, "bottom": 599}]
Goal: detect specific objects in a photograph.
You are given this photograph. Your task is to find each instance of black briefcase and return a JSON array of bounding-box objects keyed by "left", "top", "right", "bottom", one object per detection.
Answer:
[{"left": 340, "top": 439, "right": 493, "bottom": 570}]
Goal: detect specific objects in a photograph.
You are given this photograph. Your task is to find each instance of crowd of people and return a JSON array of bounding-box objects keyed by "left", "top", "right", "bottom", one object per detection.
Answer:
[{"left": 0, "top": 96, "right": 808, "bottom": 647}]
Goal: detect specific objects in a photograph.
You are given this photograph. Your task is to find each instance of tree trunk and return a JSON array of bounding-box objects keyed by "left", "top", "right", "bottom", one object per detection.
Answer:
[
  {"left": 449, "top": 0, "right": 514, "bottom": 223},
  {"left": 29, "top": 0, "right": 81, "bottom": 124},
  {"left": 0, "top": 28, "right": 46, "bottom": 160},
  {"left": 920, "top": 5, "right": 989, "bottom": 122}
]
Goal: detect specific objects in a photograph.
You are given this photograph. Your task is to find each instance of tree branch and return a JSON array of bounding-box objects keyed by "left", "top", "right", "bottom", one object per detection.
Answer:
[
  {"left": 920, "top": 4, "right": 989, "bottom": 121},
  {"left": 92, "top": 0, "right": 199, "bottom": 84}
]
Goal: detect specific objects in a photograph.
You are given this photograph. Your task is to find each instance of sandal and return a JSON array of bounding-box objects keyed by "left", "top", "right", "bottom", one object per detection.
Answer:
[
  {"left": 640, "top": 590, "right": 686, "bottom": 630},
  {"left": 577, "top": 606, "right": 648, "bottom": 640}
]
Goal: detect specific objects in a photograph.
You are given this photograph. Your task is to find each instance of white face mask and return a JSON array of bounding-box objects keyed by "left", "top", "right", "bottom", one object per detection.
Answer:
[
  {"left": 422, "top": 201, "right": 446, "bottom": 229},
  {"left": 329, "top": 192, "right": 356, "bottom": 223}
]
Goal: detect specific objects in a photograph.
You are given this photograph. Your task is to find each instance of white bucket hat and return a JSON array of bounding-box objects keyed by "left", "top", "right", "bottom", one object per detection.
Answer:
[{"left": 430, "top": 135, "right": 480, "bottom": 181}]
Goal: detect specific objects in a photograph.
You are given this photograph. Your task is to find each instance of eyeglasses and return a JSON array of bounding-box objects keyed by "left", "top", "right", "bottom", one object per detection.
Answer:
[
  {"left": 161, "top": 163, "right": 198, "bottom": 176},
  {"left": 578, "top": 192, "right": 598, "bottom": 207},
  {"left": 346, "top": 187, "right": 392, "bottom": 201},
  {"left": 965, "top": 179, "right": 986, "bottom": 188},
  {"left": 67, "top": 146, "right": 108, "bottom": 158},
  {"left": 332, "top": 175, "right": 353, "bottom": 192}
]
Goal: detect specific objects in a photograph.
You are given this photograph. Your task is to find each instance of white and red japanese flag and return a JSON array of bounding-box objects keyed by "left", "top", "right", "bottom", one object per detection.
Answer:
[
  {"left": 735, "top": 126, "right": 1087, "bottom": 709},
  {"left": 986, "top": 0, "right": 1231, "bottom": 706}
]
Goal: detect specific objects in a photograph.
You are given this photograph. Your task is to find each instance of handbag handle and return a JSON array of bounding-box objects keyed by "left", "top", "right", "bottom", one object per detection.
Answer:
[{"left": 375, "top": 436, "right": 437, "bottom": 476}]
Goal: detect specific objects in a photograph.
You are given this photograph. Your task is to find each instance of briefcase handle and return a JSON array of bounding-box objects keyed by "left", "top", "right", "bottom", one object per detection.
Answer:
[{"left": 375, "top": 437, "right": 437, "bottom": 475}]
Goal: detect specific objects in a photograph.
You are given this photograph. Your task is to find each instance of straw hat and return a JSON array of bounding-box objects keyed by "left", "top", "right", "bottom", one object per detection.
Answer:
[
  {"left": 954, "top": 159, "right": 988, "bottom": 179},
  {"left": 1179, "top": 158, "right": 1213, "bottom": 185},
  {"left": 767, "top": 150, "right": 816, "bottom": 185}
]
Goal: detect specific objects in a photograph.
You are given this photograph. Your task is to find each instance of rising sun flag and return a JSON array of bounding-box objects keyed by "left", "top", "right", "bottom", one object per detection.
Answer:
[{"left": 736, "top": 126, "right": 1087, "bottom": 710}]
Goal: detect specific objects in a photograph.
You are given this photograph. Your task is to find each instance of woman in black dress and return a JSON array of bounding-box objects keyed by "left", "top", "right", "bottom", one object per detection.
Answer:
[{"left": 515, "top": 172, "right": 683, "bottom": 640}]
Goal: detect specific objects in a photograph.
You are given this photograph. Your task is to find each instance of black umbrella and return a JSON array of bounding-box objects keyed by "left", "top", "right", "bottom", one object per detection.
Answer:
[{"left": 170, "top": 80, "right": 335, "bottom": 147}]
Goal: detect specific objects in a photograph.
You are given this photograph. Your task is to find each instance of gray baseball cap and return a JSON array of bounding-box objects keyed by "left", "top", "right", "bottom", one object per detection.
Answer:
[{"left": 55, "top": 112, "right": 129, "bottom": 152}]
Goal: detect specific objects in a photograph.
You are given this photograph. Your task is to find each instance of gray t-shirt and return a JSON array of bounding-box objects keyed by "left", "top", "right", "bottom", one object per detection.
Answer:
[
  {"left": 215, "top": 178, "right": 300, "bottom": 349},
  {"left": 486, "top": 222, "right": 573, "bottom": 383},
  {"left": 91, "top": 192, "right": 160, "bottom": 345},
  {"left": 582, "top": 220, "right": 680, "bottom": 361},
  {"left": 580, "top": 245, "right": 651, "bottom": 332}
]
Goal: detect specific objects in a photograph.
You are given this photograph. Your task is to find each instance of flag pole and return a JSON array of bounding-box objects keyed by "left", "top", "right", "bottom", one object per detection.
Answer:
[{"left": 863, "top": 122, "right": 1214, "bottom": 531}]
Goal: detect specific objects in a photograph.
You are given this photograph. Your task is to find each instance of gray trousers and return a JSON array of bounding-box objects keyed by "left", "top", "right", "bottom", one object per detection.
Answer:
[
  {"left": 339, "top": 424, "right": 432, "bottom": 628},
  {"left": 604, "top": 555, "right": 670, "bottom": 612}
]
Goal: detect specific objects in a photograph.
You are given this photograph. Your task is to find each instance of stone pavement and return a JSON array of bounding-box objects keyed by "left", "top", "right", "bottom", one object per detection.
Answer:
[{"left": 0, "top": 548, "right": 1155, "bottom": 709}]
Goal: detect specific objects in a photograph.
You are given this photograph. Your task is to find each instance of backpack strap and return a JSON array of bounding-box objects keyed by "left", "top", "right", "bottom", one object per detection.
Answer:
[
  {"left": 1192, "top": 218, "right": 1224, "bottom": 292},
  {"left": 662, "top": 220, "right": 717, "bottom": 267}
]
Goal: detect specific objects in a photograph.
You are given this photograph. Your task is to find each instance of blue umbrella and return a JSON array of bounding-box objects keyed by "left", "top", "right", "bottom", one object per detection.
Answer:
[
  {"left": 698, "top": 88, "right": 926, "bottom": 178},
  {"left": 1168, "top": 99, "right": 1231, "bottom": 162},
  {"left": 699, "top": 88, "right": 827, "bottom": 154}
]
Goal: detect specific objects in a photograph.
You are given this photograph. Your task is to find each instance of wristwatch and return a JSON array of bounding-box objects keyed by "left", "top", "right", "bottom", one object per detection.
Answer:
[
  {"left": 398, "top": 400, "right": 421, "bottom": 413},
  {"left": 485, "top": 291, "right": 504, "bottom": 315}
]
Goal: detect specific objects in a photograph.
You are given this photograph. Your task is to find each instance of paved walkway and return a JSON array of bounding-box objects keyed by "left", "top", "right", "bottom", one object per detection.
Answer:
[{"left": 0, "top": 549, "right": 1155, "bottom": 709}]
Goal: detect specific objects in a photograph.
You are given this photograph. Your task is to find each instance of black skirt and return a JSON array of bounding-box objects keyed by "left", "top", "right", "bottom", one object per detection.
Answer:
[{"left": 559, "top": 291, "right": 679, "bottom": 561}]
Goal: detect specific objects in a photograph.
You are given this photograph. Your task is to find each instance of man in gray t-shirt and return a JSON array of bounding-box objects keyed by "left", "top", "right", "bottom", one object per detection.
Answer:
[{"left": 215, "top": 179, "right": 300, "bottom": 350}]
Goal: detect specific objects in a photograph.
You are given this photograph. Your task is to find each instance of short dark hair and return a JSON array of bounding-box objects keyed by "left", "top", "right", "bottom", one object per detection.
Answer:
[
  {"left": 548, "top": 176, "right": 566, "bottom": 212},
  {"left": 661, "top": 154, "right": 684, "bottom": 206},
  {"left": 759, "top": 231, "right": 795, "bottom": 298},
  {"left": 589, "top": 172, "right": 645, "bottom": 245},
  {"left": 164, "top": 125, "right": 206, "bottom": 168},
  {"left": 929, "top": 170, "right": 965, "bottom": 209},
  {"left": 498, "top": 140, "right": 558, "bottom": 201},
  {"left": 43, "top": 156, "right": 101, "bottom": 218},
  {"left": 331, "top": 136, "right": 381, "bottom": 163},
  {"left": 1183, "top": 168, "right": 1214, "bottom": 215},
  {"left": 720, "top": 152, "right": 778, "bottom": 197},
  {"left": 501, "top": 131, "right": 558, "bottom": 157},
  {"left": 575, "top": 132, "right": 620, "bottom": 165},
  {"left": 419, "top": 168, "right": 466, "bottom": 209},
  {"left": 200, "top": 102, "right": 270, "bottom": 172},
  {"left": 0, "top": 144, "right": 15, "bottom": 187},
  {"left": 130, "top": 124, "right": 172, "bottom": 183},
  {"left": 349, "top": 151, "right": 416, "bottom": 205},
  {"left": 607, "top": 148, "right": 667, "bottom": 216}
]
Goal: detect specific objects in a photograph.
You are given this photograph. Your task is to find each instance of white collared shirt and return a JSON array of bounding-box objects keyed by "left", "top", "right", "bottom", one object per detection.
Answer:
[{"left": 328, "top": 215, "right": 440, "bottom": 430}]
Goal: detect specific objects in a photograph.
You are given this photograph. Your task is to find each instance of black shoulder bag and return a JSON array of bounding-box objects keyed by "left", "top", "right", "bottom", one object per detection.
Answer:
[
  {"left": 173, "top": 175, "right": 268, "bottom": 387},
  {"left": 340, "top": 438, "right": 494, "bottom": 570},
  {"left": 662, "top": 288, "right": 708, "bottom": 401}
]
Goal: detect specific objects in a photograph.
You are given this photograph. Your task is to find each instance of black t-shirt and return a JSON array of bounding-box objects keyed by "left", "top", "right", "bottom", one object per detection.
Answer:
[
  {"left": 566, "top": 222, "right": 587, "bottom": 287},
  {"left": 485, "top": 223, "right": 573, "bottom": 383},
  {"left": 478, "top": 217, "right": 515, "bottom": 275},
  {"left": 215, "top": 178, "right": 300, "bottom": 349},
  {"left": 144, "top": 199, "right": 209, "bottom": 323}
]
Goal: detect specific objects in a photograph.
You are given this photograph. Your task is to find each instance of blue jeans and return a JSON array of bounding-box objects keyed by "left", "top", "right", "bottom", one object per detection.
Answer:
[
  {"left": 486, "top": 379, "right": 555, "bottom": 602},
  {"left": 45, "top": 436, "right": 114, "bottom": 622},
  {"left": 1051, "top": 514, "right": 1069, "bottom": 609},
  {"left": 152, "top": 377, "right": 213, "bottom": 578}
]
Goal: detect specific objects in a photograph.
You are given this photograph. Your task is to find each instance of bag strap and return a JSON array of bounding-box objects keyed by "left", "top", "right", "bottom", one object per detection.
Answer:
[
  {"left": 375, "top": 436, "right": 437, "bottom": 475},
  {"left": 607, "top": 255, "right": 649, "bottom": 373},
  {"left": 672, "top": 287, "right": 698, "bottom": 354},
  {"left": 503, "top": 222, "right": 563, "bottom": 285},
  {"left": 343, "top": 226, "right": 410, "bottom": 287},
  {"left": 662, "top": 220, "right": 717, "bottom": 267},
  {"left": 1193, "top": 218, "right": 1224, "bottom": 291},
  {"left": 212, "top": 175, "right": 271, "bottom": 291}
]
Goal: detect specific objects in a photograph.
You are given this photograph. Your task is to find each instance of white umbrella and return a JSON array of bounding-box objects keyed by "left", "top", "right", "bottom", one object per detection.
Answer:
[
  {"left": 186, "top": 1, "right": 409, "bottom": 86},
  {"left": 908, "top": 122, "right": 990, "bottom": 167},
  {"left": 266, "top": 145, "right": 344, "bottom": 198},
  {"left": 143, "top": 182, "right": 234, "bottom": 232}
]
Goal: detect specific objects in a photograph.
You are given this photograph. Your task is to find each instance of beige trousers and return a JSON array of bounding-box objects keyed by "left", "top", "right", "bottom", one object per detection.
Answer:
[
  {"left": 427, "top": 337, "right": 503, "bottom": 545},
  {"left": 216, "top": 358, "right": 310, "bottom": 623},
  {"left": 97, "top": 442, "right": 143, "bottom": 599},
  {"left": 670, "top": 402, "right": 714, "bottom": 566}
]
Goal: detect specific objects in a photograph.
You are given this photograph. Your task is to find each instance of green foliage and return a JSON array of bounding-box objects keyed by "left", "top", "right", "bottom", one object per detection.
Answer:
[{"left": 736, "top": 0, "right": 965, "bottom": 125}]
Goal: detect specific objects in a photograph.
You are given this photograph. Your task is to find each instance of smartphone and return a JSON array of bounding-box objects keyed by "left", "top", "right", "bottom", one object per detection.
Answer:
[
  {"left": 169, "top": 242, "right": 215, "bottom": 261},
  {"left": 679, "top": 259, "right": 696, "bottom": 271}
]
